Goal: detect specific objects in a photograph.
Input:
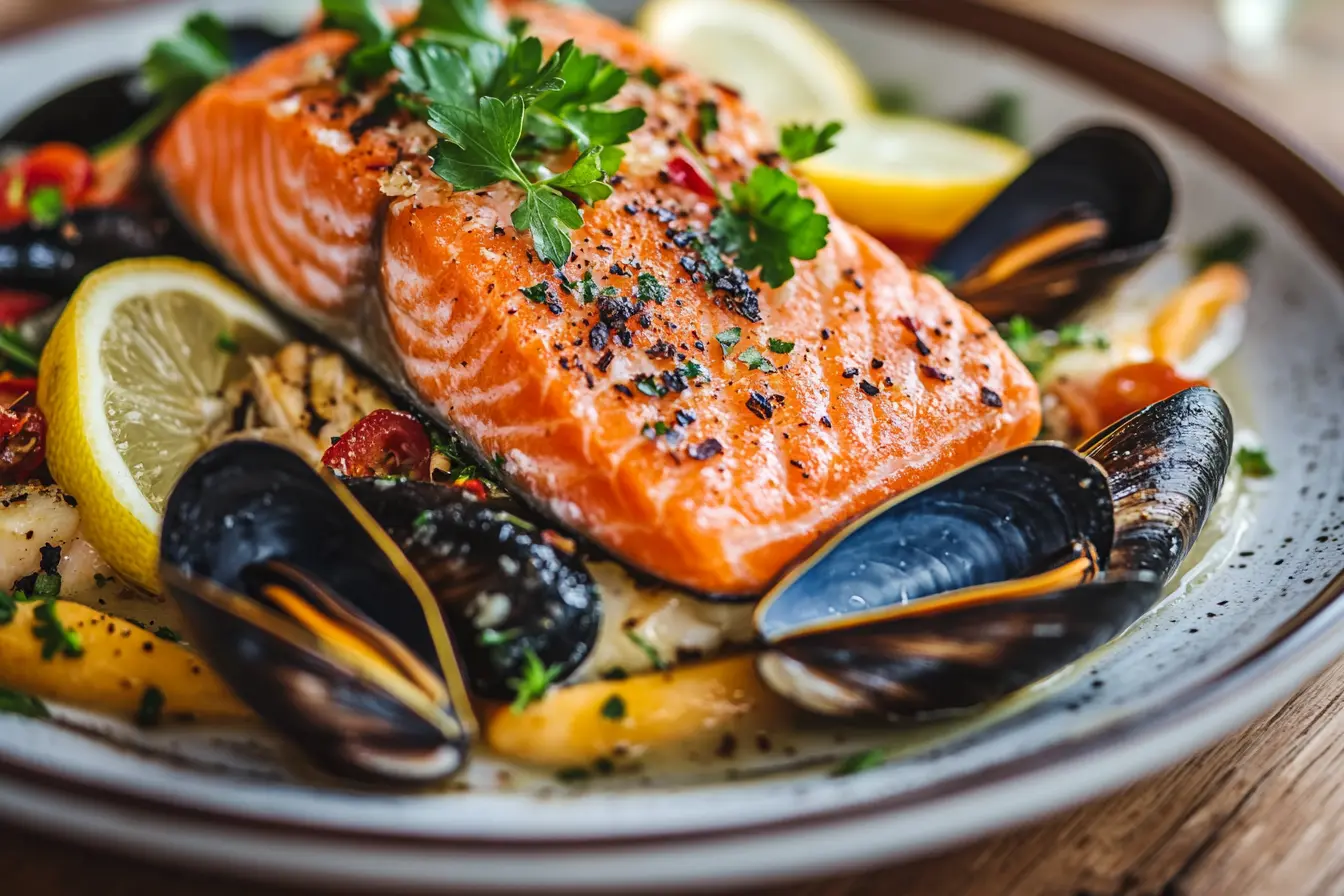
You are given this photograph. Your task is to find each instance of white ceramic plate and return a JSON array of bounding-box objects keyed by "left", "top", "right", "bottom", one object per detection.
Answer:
[{"left": 1, "top": 1, "right": 1342, "bottom": 891}]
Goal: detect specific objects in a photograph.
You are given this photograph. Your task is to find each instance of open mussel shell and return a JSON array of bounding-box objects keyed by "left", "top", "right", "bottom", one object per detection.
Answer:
[
  {"left": 754, "top": 444, "right": 1134, "bottom": 719},
  {"left": 159, "top": 441, "right": 476, "bottom": 785},
  {"left": 347, "top": 479, "right": 601, "bottom": 702},
  {"left": 759, "top": 573, "right": 1162, "bottom": 718},
  {"left": 1081, "top": 386, "right": 1234, "bottom": 583},
  {"left": 928, "top": 126, "right": 1173, "bottom": 324}
]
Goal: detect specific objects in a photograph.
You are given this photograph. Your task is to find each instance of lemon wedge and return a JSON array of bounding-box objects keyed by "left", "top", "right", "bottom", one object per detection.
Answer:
[
  {"left": 637, "top": 0, "right": 874, "bottom": 123},
  {"left": 799, "top": 115, "right": 1030, "bottom": 241},
  {"left": 38, "top": 258, "right": 287, "bottom": 592}
]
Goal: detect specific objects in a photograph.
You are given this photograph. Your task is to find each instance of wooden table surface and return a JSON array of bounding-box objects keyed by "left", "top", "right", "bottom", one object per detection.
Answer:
[{"left": 5, "top": 1, "right": 1344, "bottom": 894}]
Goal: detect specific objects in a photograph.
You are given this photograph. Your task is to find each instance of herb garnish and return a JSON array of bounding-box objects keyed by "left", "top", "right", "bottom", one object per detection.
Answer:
[
  {"left": 0, "top": 330, "right": 39, "bottom": 373},
  {"left": 625, "top": 629, "right": 666, "bottom": 671},
  {"left": 27, "top": 187, "right": 65, "bottom": 227},
  {"left": 767, "top": 338, "right": 794, "bottom": 354},
  {"left": 697, "top": 100, "right": 720, "bottom": 141},
  {"left": 737, "top": 346, "right": 776, "bottom": 373},
  {"left": 1235, "top": 446, "right": 1274, "bottom": 478},
  {"left": 831, "top": 748, "right": 886, "bottom": 777},
  {"left": 599, "top": 694, "right": 626, "bottom": 721},
  {"left": 1192, "top": 223, "right": 1261, "bottom": 272},
  {"left": 1000, "top": 315, "right": 1106, "bottom": 378},
  {"left": 0, "top": 688, "right": 49, "bottom": 719},
  {"left": 639, "top": 66, "right": 663, "bottom": 87},
  {"left": 779, "top": 121, "right": 842, "bottom": 163},
  {"left": 637, "top": 272, "right": 669, "bottom": 305},
  {"left": 508, "top": 647, "right": 563, "bottom": 713},
  {"left": 957, "top": 91, "right": 1023, "bottom": 143},
  {"left": 715, "top": 327, "right": 742, "bottom": 357},
  {"left": 680, "top": 359, "right": 709, "bottom": 382},
  {"left": 32, "top": 599, "right": 83, "bottom": 661},
  {"left": 32, "top": 573, "right": 61, "bottom": 599},
  {"left": 154, "top": 626, "right": 182, "bottom": 643},
  {"left": 215, "top": 331, "right": 239, "bottom": 354},
  {"left": 479, "top": 627, "right": 522, "bottom": 647},
  {"left": 135, "top": 686, "right": 166, "bottom": 728}
]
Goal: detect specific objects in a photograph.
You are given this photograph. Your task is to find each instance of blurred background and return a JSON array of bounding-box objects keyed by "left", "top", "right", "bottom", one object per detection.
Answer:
[{"left": 3, "top": 0, "right": 1341, "bottom": 158}]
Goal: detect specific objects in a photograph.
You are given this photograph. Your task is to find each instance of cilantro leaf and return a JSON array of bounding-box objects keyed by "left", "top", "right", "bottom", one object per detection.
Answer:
[
  {"left": 320, "top": 0, "right": 394, "bottom": 44},
  {"left": 721, "top": 166, "right": 830, "bottom": 288},
  {"left": 414, "top": 0, "right": 509, "bottom": 47},
  {"left": 780, "top": 121, "right": 843, "bottom": 163},
  {"left": 715, "top": 327, "right": 742, "bottom": 356}
]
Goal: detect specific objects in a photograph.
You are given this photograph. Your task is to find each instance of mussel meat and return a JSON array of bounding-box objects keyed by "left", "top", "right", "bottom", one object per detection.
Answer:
[
  {"left": 346, "top": 479, "right": 601, "bottom": 702},
  {"left": 159, "top": 441, "right": 475, "bottom": 785},
  {"left": 928, "top": 126, "right": 1174, "bottom": 324},
  {"left": 1081, "top": 385, "right": 1234, "bottom": 582}
]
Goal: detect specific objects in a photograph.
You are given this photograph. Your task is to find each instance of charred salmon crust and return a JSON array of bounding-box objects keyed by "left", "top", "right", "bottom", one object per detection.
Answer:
[{"left": 153, "top": 1, "right": 1042, "bottom": 597}]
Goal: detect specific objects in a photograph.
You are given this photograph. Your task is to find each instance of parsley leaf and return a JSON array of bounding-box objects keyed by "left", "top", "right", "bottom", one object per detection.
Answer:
[
  {"left": 600, "top": 694, "right": 626, "bottom": 721},
  {"left": 320, "top": 0, "right": 394, "bottom": 45},
  {"left": 715, "top": 327, "right": 742, "bottom": 357},
  {"left": 680, "top": 359, "right": 709, "bottom": 381},
  {"left": 391, "top": 40, "right": 477, "bottom": 109},
  {"left": 1192, "top": 223, "right": 1261, "bottom": 272},
  {"left": 135, "top": 686, "right": 166, "bottom": 728},
  {"left": 737, "top": 346, "right": 775, "bottom": 372},
  {"left": 0, "top": 591, "right": 17, "bottom": 625},
  {"left": 0, "top": 688, "right": 49, "bottom": 719},
  {"left": 215, "top": 331, "right": 239, "bottom": 354},
  {"left": 520, "top": 282, "right": 550, "bottom": 303},
  {"left": 32, "top": 573, "right": 61, "bottom": 599},
  {"left": 637, "top": 273, "right": 669, "bottom": 305},
  {"left": 1236, "top": 446, "right": 1274, "bottom": 478},
  {"left": 717, "top": 166, "right": 830, "bottom": 288},
  {"left": 508, "top": 648, "right": 563, "bottom": 713},
  {"left": 529, "top": 43, "right": 645, "bottom": 150},
  {"left": 513, "top": 184, "right": 585, "bottom": 266},
  {"left": 831, "top": 748, "right": 886, "bottom": 777},
  {"left": 414, "top": 0, "right": 508, "bottom": 47},
  {"left": 767, "top": 338, "right": 795, "bottom": 354},
  {"left": 697, "top": 100, "right": 720, "bottom": 139},
  {"left": 32, "top": 599, "right": 83, "bottom": 661},
  {"left": 429, "top": 94, "right": 530, "bottom": 190},
  {"left": 779, "top": 121, "right": 843, "bottom": 163}
]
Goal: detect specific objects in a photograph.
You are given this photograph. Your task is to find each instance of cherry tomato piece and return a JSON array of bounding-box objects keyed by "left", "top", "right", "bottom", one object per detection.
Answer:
[
  {"left": 321, "top": 409, "right": 433, "bottom": 480},
  {"left": 455, "top": 478, "right": 488, "bottom": 501},
  {"left": 21, "top": 142, "right": 95, "bottom": 205},
  {"left": 1093, "top": 361, "right": 1206, "bottom": 430}
]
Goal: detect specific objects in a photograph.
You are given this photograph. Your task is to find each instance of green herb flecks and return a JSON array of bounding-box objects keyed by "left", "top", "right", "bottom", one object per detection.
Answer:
[
  {"left": 635, "top": 375, "right": 667, "bottom": 398},
  {"left": 639, "top": 66, "right": 663, "bottom": 87},
  {"left": 715, "top": 327, "right": 742, "bottom": 357},
  {"left": 637, "top": 272, "right": 669, "bottom": 305},
  {"left": 680, "top": 359, "right": 709, "bottom": 382},
  {"left": 875, "top": 83, "right": 918, "bottom": 114},
  {"left": 1192, "top": 223, "right": 1261, "bottom": 272},
  {"left": 0, "top": 688, "right": 49, "bottom": 719},
  {"left": 737, "top": 346, "right": 775, "bottom": 373},
  {"left": 599, "top": 694, "right": 626, "bottom": 721},
  {"left": 767, "top": 337, "right": 794, "bottom": 354},
  {"left": 624, "top": 630, "right": 666, "bottom": 671},
  {"left": 215, "top": 331, "right": 239, "bottom": 354},
  {"left": 999, "top": 315, "right": 1106, "bottom": 379},
  {"left": 32, "top": 599, "right": 83, "bottom": 661},
  {"left": 710, "top": 164, "right": 831, "bottom": 288},
  {"left": 135, "top": 686, "right": 166, "bottom": 728},
  {"left": 831, "top": 748, "right": 886, "bottom": 777},
  {"left": 32, "top": 573, "right": 61, "bottom": 599},
  {"left": 1235, "top": 446, "right": 1274, "bottom": 478},
  {"left": 779, "top": 121, "right": 842, "bottom": 163},
  {"left": 957, "top": 91, "right": 1023, "bottom": 143},
  {"left": 508, "top": 648, "right": 563, "bottom": 713},
  {"left": 26, "top": 187, "right": 65, "bottom": 228},
  {"left": 521, "top": 282, "right": 552, "bottom": 304},
  {"left": 154, "top": 626, "right": 182, "bottom": 643},
  {"left": 697, "top": 100, "right": 720, "bottom": 141}
]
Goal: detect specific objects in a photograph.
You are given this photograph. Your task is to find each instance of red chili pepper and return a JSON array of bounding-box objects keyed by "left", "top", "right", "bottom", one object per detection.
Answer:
[
  {"left": 666, "top": 157, "right": 717, "bottom": 200},
  {"left": 0, "top": 142, "right": 95, "bottom": 228},
  {"left": 455, "top": 478, "right": 488, "bottom": 501},
  {"left": 0, "top": 403, "right": 46, "bottom": 482},
  {"left": 321, "top": 409, "right": 433, "bottom": 480},
  {"left": 0, "top": 291, "right": 50, "bottom": 328}
]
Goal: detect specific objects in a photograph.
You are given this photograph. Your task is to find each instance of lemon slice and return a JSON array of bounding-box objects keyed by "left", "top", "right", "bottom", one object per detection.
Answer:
[
  {"left": 800, "top": 115, "right": 1030, "bottom": 241},
  {"left": 637, "top": 0, "right": 874, "bottom": 123},
  {"left": 38, "top": 258, "right": 287, "bottom": 591}
]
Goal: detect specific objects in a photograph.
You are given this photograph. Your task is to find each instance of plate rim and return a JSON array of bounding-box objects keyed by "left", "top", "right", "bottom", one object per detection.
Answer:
[{"left": 0, "top": 0, "right": 1342, "bottom": 885}]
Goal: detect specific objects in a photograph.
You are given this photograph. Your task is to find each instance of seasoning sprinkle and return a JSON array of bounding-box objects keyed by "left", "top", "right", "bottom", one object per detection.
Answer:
[{"left": 980, "top": 386, "right": 1003, "bottom": 408}]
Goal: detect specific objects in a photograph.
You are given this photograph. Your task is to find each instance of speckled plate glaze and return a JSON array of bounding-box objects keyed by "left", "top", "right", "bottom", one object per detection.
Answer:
[{"left": 0, "top": 0, "right": 1341, "bottom": 891}]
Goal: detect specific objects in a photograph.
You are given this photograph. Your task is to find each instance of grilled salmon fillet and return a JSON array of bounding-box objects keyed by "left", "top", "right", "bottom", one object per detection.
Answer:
[{"left": 154, "top": 1, "right": 1041, "bottom": 596}]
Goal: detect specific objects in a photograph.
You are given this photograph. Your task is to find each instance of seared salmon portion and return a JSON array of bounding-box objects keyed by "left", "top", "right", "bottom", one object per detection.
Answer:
[{"left": 155, "top": 2, "right": 1041, "bottom": 596}]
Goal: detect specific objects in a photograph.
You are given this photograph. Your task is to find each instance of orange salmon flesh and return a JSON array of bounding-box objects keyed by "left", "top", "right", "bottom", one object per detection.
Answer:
[{"left": 154, "top": 1, "right": 1041, "bottom": 596}]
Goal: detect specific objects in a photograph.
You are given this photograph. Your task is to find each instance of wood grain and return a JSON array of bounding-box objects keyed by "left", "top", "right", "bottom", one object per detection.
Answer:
[{"left": 4, "top": 1, "right": 1344, "bottom": 895}]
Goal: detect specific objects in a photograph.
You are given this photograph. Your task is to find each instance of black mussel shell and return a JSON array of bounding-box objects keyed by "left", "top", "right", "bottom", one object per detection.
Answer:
[
  {"left": 160, "top": 441, "right": 474, "bottom": 785},
  {"left": 758, "top": 574, "right": 1162, "bottom": 718},
  {"left": 0, "top": 207, "right": 207, "bottom": 295},
  {"left": 1081, "top": 386, "right": 1234, "bottom": 583},
  {"left": 756, "top": 444, "right": 1115, "bottom": 642},
  {"left": 347, "top": 479, "right": 601, "bottom": 702},
  {"left": 928, "top": 125, "right": 1173, "bottom": 324},
  {"left": 0, "top": 24, "right": 293, "bottom": 148}
]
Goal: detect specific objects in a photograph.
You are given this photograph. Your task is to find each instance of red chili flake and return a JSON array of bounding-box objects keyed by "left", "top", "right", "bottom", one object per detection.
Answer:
[
  {"left": 321, "top": 409, "right": 432, "bottom": 480},
  {"left": 920, "top": 365, "right": 954, "bottom": 383},
  {"left": 980, "top": 386, "right": 1003, "bottom": 408},
  {"left": 666, "top": 157, "right": 716, "bottom": 199}
]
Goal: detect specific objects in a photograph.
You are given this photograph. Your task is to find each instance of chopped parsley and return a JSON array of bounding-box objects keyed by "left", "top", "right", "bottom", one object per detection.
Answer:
[
  {"left": 479, "top": 627, "right": 522, "bottom": 647},
  {"left": 737, "top": 346, "right": 776, "bottom": 373},
  {"left": 779, "top": 121, "right": 843, "bottom": 163},
  {"left": 715, "top": 327, "right": 742, "bottom": 357},
  {"left": 214, "top": 331, "right": 239, "bottom": 354},
  {"left": 697, "top": 100, "right": 720, "bottom": 140},
  {"left": 708, "top": 163, "right": 830, "bottom": 288},
  {"left": 0, "top": 591, "right": 18, "bottom": 625},
  {"left": 625, "top": 629, "right": 666, "bottom": 671},
  {"left": 1235, "top": 446, "right": 1274, "bottom": 478},
  {"left": 135, "top": 686, "right": 166, "bottom": 728},
  {"left": 924, "top": 265, "right": 955, "bottom": 287},
  {"left": 767, "top": 337, "right": 795, "bottom": 354},
  {"left": 635, "top": 375, "right": 667, "bottom": 398},
  {"left": 154, "top": 626, "right": 182, "bottom": 643},
  {"left": 636, "top": 272, "right": 669, "bottom": 305},
  {"left": 507, "top": 647, "right": 563, "bottom": 713},
  {"left": 0, "top": 688, "right": 49, "bottom": 719},
  {"left": 32, "top": 599, "right": 83, "bottom": 661},
  {"left": 599, "top": 694, "right": 626, "bottom": 721},
  {"left": 521, "top": 282, "right": 551, "bottom": 303},
  {"left": 831, "top": 748, "right": 886, "bottom": 777},
  {"left": 26, "top": 187, "right": 65, "bottom": 227},
  {"left": 641, "top": 420, "right": 671, "bottom": 439},
  {"left": 639, "top": 66, "right": 663, "bottom": 87},
  {"left": 32, "top": 573, "right": 61, "bottom": 599},
  {"left": 1000, "top": 315, "right": 1106, "bottom": 378},
  {"left": 1192, "top": 223, "right": 1261, "bottom": 272},
  {"left": 680, "top": 359, "right": 709, "bottom": 382}
]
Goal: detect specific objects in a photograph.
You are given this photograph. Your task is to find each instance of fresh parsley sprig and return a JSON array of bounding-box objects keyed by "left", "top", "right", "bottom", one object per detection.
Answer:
[{"left": 780, "top": 121, "right": 842, "bottom": 163}]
